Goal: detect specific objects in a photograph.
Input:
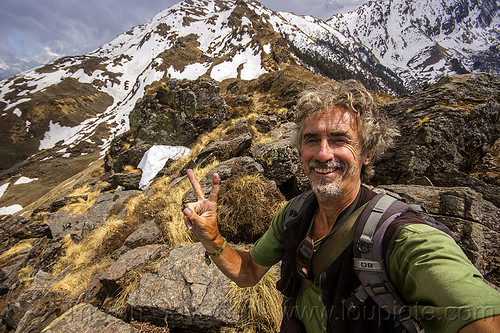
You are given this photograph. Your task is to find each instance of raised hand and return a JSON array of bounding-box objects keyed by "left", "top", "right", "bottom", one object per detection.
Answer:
[{"left": 183, "top": 169, "right": 221, "bottom": 249}]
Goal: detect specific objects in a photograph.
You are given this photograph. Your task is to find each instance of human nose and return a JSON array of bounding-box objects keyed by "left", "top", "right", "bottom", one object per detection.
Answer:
[{"left": 316, "top": 138, "right": 334, "bottom": 161}]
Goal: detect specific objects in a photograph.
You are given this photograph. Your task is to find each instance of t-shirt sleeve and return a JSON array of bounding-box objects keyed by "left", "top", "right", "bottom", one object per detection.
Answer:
[
  {"left": 249, "top": 199, "right": 294, "bottom": 267},
  {"left": 389, "top": 224, "right": 500, "bottom": 333}
]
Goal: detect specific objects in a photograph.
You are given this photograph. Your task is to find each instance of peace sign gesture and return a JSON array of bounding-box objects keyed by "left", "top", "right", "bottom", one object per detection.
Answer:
[{"left": 183, "top": 169, "right": 221, "bottom": 250}]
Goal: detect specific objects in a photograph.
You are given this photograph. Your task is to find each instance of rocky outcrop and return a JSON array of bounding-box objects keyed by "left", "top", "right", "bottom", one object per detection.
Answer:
[
  {"left": 100, "top": 244, "right": 169, "bottom": 295},
  {"left": 1, "top": 270, "right": 73, "bottom": 333},
  {"left": 195, "top": 120, "right": 253, "bottom": 167},
  {"left": 372, "top": 73, "right": 500, "bottom": 206},
  {"left": 130, "top": 79, "right": 227, "bottom": 147},
  {"left": 104, "top": 78, "right": 227, "bottom": 178}
]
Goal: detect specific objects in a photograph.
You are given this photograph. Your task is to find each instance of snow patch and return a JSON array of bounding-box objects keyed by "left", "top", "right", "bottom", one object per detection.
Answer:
[
  {"left": 263, "top": 43, "right": 271, "bottom": 54},
  {"left": 39, "top": 121, "right": 84, "bottom": 150},
  {"left": 168, "top": 63, "right": 209, "bottom": 80},
  {"left": 13, "top": 108, "right": 22, "bottom": 117},
  {"left": 137, "top": 145, "right": 191, "bottom": 190},
  {"left": 14, "top": 177, "right": 38, "bottom": 185},
  {"left": 0, "top": 183, "right": 9, "bottom": 199},
  {"left": 0, "top": 205, "right": 23, "bottom": 215},
  {"left": 210, "top": 47, "right": 267, "bottom": 81}
]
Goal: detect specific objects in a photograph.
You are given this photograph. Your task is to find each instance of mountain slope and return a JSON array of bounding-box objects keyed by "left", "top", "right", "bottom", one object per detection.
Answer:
[{"left": 327, "top": 0, "right": 500, "bottom": 90}]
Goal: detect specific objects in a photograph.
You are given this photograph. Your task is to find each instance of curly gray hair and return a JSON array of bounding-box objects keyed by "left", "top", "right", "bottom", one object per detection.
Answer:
[{"left": 291, "top": 79, "right": 399, "bottom": 181}]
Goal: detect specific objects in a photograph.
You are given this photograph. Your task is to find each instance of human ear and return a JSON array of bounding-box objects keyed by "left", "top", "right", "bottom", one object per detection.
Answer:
[{"left": 362, "top": 152, "right": 375, "bottom": 165}]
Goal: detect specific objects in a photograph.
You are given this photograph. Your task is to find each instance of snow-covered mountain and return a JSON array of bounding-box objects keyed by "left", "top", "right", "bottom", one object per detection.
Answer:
[
  {"left": 327, "top": 0, "right": 500, "bottom": 90},
  {"left": 0, "top": 0, "right": 498, "bottom": 172}
]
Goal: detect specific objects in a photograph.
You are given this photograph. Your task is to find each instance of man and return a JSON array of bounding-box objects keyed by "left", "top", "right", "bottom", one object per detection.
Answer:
[{"left": 183, "top": 80, "right": 500, "bottom": 332}]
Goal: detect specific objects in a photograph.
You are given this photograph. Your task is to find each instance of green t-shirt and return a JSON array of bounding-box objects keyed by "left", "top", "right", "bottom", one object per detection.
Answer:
[{"left": 250, "top": 199, "right": 500, "bottom": 333}]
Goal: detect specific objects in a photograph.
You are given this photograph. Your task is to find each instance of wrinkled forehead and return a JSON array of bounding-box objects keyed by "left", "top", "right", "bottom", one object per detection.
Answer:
[{"left": 302, "top": 107, "right": 360, "bottom": 133}]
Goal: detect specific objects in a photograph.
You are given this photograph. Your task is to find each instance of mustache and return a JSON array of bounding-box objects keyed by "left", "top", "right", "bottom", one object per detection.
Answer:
[{"left": 308, "top": 159, "right": 346, "bottom": 171}]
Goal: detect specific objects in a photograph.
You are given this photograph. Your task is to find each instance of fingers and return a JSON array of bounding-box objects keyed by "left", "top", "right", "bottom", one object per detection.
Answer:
[
  {"left": 208, "top": 172, "right": 220, "bottom": 203},
  {"left": 186, "top": 169, "right": 220, "bottom": 203},
  {"left": 186, "top": 169, "right": 205, "bottom": 200},
  {"left": 183, "top": 208, "right": 194, "bottom": 230}
]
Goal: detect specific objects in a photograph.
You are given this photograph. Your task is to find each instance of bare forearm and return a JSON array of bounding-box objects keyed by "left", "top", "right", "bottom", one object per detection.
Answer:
[{"left": 206, "top": 236, "right": 269, "bottom": 287}]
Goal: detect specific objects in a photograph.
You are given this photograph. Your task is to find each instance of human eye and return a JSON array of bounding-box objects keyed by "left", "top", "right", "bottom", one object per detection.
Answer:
[
  {"left": 330, "top": 137, "right": 348, "bottom": 145},
  {"left": 302, "top": 134, "right": 319, "bottom": 145}
]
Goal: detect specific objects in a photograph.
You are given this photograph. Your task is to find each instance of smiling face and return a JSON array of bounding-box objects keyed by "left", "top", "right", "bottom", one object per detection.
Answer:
[{"left": 300, "top": 107, "right": 372, "bottom": 199}]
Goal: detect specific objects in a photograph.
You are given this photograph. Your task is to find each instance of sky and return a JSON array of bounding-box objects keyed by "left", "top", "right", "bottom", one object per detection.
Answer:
[{"left": 0, "top": 0, "right": 370, "bottom": 78}]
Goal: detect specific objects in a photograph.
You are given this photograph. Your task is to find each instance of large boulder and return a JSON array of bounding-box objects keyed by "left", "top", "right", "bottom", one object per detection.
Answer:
[
  {"left": 128, "top": 242, "right": 239, "bottom": 330},
  {"left": 195, "top": 119, "right": 253, "bottom": 167},
  {"left": 1, "top": 270, "right": 72, "bottom": 332},
  {"left": 129, "top": 79, "right": 227, "bottom": 147},
  {"left": 100, "top": 244, "right": 169, "bottom": 294},
  {"left": 250, "top": 128, "right": 309, "bottom": 199}
]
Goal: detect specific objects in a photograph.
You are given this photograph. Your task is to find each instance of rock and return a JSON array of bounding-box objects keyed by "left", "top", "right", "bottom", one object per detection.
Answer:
[
  {"left": 109, "top": 172, "right": 143, "bottom": 190},
  {"left": 0, "top": 246, "right": 31, "bottom": 295},
  {"left": 0, "top": 237, "right": 62, "bottom": 296},
  {"left": 43, "top": 303, "right": 138, "bottom": 333},
  {"left": 32, "top": 195, "right": 89, "bottom": 216},
  {"left": 112, "top": 221, "right": 164, "bottom": 259},
  {"left": 46, "top": 190, "right": 138, "bottom": 241},
  {"left": 100, "top": 244, "right": 169, "bottom": 294},
  {"left": 372, "top": 73, "right": 500, "bottom": 207},
  {"left": 1, "top": 215, "right": 51, "bottom": 240},
  {"left": 378, "top": 184, "right": 500, "bottom": 286},
  {"left": 250, "top": 135, "right": 309, "bottom": 199},
  {"left": 0, "top": 215, "right": 51, "bottom": 254},
  {"left": 129, "top": 79, "right": 227, "bottom": 148},
  {"left": 124, "top": 221, "right": 164, "bottom": 249},
  {"left": 105, "top": 137, "right": 152, "bottom": 174},
  {"left": 195, "top": 120, "right": 253, "bottom": 167},
  {"left": 1, "top": 270, "right": 64, "bottom": 330},
  {"left": 128, "top": 243, "right": 239, "bottom": 330}
]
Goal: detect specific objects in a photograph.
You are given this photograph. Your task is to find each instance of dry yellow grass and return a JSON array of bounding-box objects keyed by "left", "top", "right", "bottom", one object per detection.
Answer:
[
  {"left": 58, "top": 184, "right": 103, "bottom": 216},
  {"left": 0, "top": 238, "right": 35, "bottom": 259},
  {"left": 50, "top": 192, "right": 144, "bottom": 294},
  {"left": 51, "top": 258, "right": 114, "bottom": 294},
  {"left": 149, "top": 160, "right": 219, "bottom": 247},
  {"left": 122, "top": 165, "right": 142, "bottom": 173},
  {"left": 217, "top": 173, "right": 286, "bottom": 243},
  {"left": 226, "top": 264, "right": 283, "bottom": 332}
]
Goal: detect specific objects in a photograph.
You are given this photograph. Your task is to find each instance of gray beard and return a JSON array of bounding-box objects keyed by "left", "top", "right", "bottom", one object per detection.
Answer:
[
  {"left": 311, "top": 176, "right": 342, "bottom": 197},
  {"left": 308, "top": 159, "right": 345, "bottom": 197}
]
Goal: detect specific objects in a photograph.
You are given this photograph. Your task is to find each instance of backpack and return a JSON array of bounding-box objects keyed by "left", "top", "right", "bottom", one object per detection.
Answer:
[{"left": 284, "top": 190, "right": 455, "bottom": 333}]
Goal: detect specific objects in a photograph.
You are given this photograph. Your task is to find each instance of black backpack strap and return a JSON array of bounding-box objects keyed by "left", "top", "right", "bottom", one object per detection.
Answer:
[
  {"left": 345, "top": 193, "right": 424, "bottom": 333},
  {"left": 284, "top": 190, "right": 315, "bottom": 230}
]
